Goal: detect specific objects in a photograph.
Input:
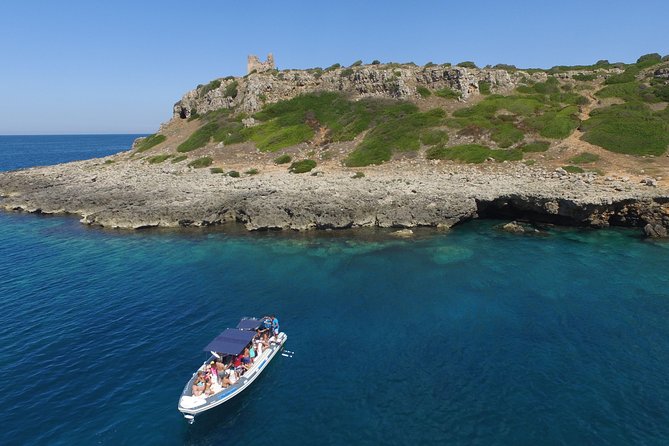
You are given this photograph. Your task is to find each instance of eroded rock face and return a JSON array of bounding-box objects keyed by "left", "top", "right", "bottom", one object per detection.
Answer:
[
  {"left": 171, "top": 64, "right": 549, "bottom": 118},
  {"left": 1, "top": 161, "right": 668, "bottom": 237}
]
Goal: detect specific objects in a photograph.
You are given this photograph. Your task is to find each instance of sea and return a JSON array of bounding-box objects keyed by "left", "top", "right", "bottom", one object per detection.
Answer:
[{"left": 1, "top": 135, "right": 668, "bottom": 445}]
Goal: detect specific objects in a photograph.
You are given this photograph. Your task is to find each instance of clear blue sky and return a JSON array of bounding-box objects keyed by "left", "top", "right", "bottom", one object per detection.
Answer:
[{"left": 1, "top": 0, "right": 667, "bottom": 135}]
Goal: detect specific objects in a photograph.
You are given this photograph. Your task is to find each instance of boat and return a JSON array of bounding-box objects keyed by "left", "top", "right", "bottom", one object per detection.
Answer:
[{"left": 177, "top": 317, "right": 287, "bottom": 423}]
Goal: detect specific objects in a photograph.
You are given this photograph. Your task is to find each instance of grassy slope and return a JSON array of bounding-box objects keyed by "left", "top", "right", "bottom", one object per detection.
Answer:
[{"left": 150, "top": 54, "right": 669, "bottom": 166}]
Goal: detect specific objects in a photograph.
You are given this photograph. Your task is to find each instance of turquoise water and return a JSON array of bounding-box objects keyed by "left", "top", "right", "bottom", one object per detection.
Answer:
[{"left": 1, "top": 136, "right": 669, "bottom": 445}]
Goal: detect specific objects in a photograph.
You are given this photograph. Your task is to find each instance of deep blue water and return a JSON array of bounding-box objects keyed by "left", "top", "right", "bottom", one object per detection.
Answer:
[
  {"left": 1, "top": 136, "right": 669, "bottom": 445},
  {"left": 0, "top": 134, "right": 144, "bottom": 171}
]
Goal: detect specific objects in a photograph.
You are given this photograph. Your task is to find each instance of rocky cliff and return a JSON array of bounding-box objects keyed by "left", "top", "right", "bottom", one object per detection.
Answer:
[{"left": 173, "top": 63, "right": 617, "bottom": 119}]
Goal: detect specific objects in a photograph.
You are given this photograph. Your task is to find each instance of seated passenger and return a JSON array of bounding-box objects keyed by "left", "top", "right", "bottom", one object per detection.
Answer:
[
  {"left": 192, "top": 371, "right": 207, "bottom": 397},
  {"left": 249, "top": 344, "right": 256, "bottom": 361},
  {"left": 215, "top": 360, "right": 228, "bottom": 386},
  {"left": 241, "top": 347, "right": 252, "bottom": 366},
  {"left": 226, "top": 365, "right": 238, "bottom": 385}
]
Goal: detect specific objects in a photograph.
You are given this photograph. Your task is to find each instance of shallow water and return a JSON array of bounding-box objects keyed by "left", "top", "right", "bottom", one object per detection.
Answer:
[{"left": 1, "top": 136, "right": 669, "bottom": 445}]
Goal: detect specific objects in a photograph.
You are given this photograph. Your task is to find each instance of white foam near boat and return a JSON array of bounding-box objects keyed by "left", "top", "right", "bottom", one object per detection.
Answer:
[{"left": 178, "top": 317, "right": 287, "bottom": 423}]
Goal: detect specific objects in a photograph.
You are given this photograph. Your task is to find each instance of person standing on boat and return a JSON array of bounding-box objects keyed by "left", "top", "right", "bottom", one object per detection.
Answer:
[{"left": 271, "top": 315, "right": 279, "bottom": 338}]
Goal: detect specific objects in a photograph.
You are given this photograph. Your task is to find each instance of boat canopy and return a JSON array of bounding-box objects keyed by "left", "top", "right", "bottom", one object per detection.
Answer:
[
  {"left": 236, "top": 318, "right": 262, "bottom": 330},
  {"left": 203, "top": 328, "right": 256, "bottom": 355}
]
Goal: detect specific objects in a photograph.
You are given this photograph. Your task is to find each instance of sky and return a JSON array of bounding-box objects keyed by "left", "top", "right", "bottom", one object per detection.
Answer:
[{"left": 1, "top": 0, "right": 668, "bottom": 135}]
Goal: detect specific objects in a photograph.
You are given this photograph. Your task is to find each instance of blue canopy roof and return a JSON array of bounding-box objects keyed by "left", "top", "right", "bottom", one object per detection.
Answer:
[
  {"left": 236, "top": 318, "right": 262, "bottom": 330},
  {"left": 203, "top": 328, "right": 256, "bottom": 355}
]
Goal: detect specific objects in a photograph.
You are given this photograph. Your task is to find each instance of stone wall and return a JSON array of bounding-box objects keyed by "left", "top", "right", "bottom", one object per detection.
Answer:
[{"left": 247, "top": 53, "right": 275, "bottom": 74}]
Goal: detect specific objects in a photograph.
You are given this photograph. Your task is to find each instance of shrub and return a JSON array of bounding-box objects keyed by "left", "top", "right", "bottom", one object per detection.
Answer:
[
  {"left": 519, "top": 141, "right": 550, "bottom": 152},
  {"left": 424, "top": 62, "right": 436, "bottom": 68},
  {"left": 568, "top": 152, "right": 600, "bottom": 164},
  {"left": 352, "top": 172, "right": 365, "bottom": 179},
  {"left": 135, "top": 134, "right": 166, "bottom": 153},
  {"left": 581, "top": 102, "right": 669, "bottom": 156},
  {"left": 420, "top": 129, "right": 449, "bottom": 146},
  {"left": 274, "top": 154, "right": 292, "bottom": 164},
  {"left": 457, "top": 61, "right": 478, "bottom": 69},
  {"left": 199, "top": 79, "right": 221, "bottom": 97},
  {"left": 426, "top": 144, "right": 521, "bottom": 163},
  {"left": 325, "top": 63, "right": 341, "bottom": 71},
  {"left": 573, "top": 74, "right": 596, "bottom": 81},
  {"left": 371, "top": 60, "right": 381, "bottom": 65},
  {"left": 604, "top": 67, "right": 639, "bottom": 85},
  {"left": 524, "top": 105, "right": 580, "bottom": 139},
  {"left": 171, "top": 155, "right": 187, "bottom": 163},
  {"left": 104, "top": 159, "right": 114, "bottom": 164},
  {"left": 493, "top": 64, "right": 517, "bottom": 72},
  {"left": 224, "top": 80, "right": 238, "bottom": 98},
  {"left": 245, "top": 168, "right": 260, "bottom": 175},
  {"left": 188, "top": 157, "right": 213, "bottom": 168},
  {"left": 563, "top": 165, "right": 584, "bottom": 173},
  {"left": 147, "top": 154, "right": 171, "bottom": 164},
  {"left": 344, "top": 108, "right": 445, "bottom": 166},
  {"left": 177, "top": 122, "right": 218, "bottom": 152},
  {"left": 637, "top": 53, "right": 662, "bottom": 65},
  {"left": 491, "top": 123, "right": 524, "bottom": 148},
  {"left": 227, "top": 170, "right": 240, "bottom": 177},
  {"left": 341, "top": 68, "right": 354, "bottom": 78},
  {"left": 435, "top": 87, "right": 460, "bottom": 99},
  {"left": 478, "top": 81, "right": 491, "bottom": 95},
  {"left": 417, "top": 86, "right": 432, "bottom": 98},
  {"left": 210, "top": 167, "right": 225, "bottom": 173},
  {"left": 351, "top": 60, "right": 363, "bottom": 67},
  {"left": 289, "top": 159, "right": 317, "bottom": 173}
]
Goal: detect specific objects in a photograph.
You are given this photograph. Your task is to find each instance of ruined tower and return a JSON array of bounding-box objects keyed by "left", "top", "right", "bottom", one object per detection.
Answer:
[{"left": 247, "top": 53, "right": 275, "bottom": 74}]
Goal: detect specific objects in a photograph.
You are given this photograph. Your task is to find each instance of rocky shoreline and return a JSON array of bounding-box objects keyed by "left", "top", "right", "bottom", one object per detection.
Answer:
[{"left": 1, "top": 156, "right": 668, "bottom": 237}]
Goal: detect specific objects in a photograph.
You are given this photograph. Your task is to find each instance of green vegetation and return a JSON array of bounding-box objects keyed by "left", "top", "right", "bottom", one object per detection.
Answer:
[
  {"left": 341, "top": 68, "right": 354, "bottom": 78},
  {"left": 478, "top": 81, "right": 491, "bottom": 95},
  {"left": 493, "top": 64, "right": 517, "bottom": 72},
  {"left": 274, "top": 154, "right": 292, "bottom": 164},
  {"left": 210, "top": 167, "right": 225, "bottom": 173},
  {"left": 581, "top": 103, "right": 669, "bottom": 156},
  {"left": 457, "top": 61, "right": 477, "bottom": 69},
  {"left": 227, "top": 170, "right": 240, "bottom": 177},
  {"left": 425, "top": 144, "right": 522, "bottom": 163},
  {"left": 134, "top": 134, "right": 166, "bottom": 153},
  {"left": 289, "top": 159, "right": 317, "bottom": 173},
  {"left": 519, "top": 141, "right": 551, "bottom": 152},
  {"left": 447, "top": 79, "right": 581, "bottom": 147},
  {"left": 371, "top": 60, "right": 381, "bottom": 65},
  {"left": 417, "top": 86, "right": 431, "bottom": 98},
  {"left": 147, "top": 154, "right": 171, "bottom": 164},
  {"left": 177, "top": 122, "right": 219, "bottom": 152},
  {"left": 563, "top": 165, "right": 584, "bottom": 173},
  {"left": 171, "top": 155, "right": 187, "bottom": 163},
  {"left": 435, "top": 87, "right": 460, "bottom": 99},
  {"left": 325, "top": 63, "right": 341, "bottom": 71},
  {"left": 345, "top": 107, "right": 445, "bottom": 166},
  {"left": 224, "top": 80, "right": 238, "bottom": 98},
  {"left": 188, "top": 157, "right": 213, "bottom": 168},
  {"left": 568, "top": 152, "right": 600, "bottom": 164},
  {"left": 245, "top": 168, "right": 260, "bottom": 175},
  {"left": 350, "top": 60, "right": 363, "bottom": 67},
  {"left": 188, "top": 110, "right": 200, "bottom": 121},
  {"left": 573, "top": 74, "right": 596, "bottom": 81},
  {"left": 420, "top": 129, "right": 449, "bottom": 146},
  {"left": 352, "top": 172, "right": 365, "bottom": 179},
  {"left": 199, "top": 79, "right": 221, "bottom": 97}
]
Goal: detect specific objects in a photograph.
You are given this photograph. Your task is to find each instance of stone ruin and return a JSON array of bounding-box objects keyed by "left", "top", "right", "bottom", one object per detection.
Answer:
[{"left": 247, "top": 53, "right": 275, "bottom": 74}]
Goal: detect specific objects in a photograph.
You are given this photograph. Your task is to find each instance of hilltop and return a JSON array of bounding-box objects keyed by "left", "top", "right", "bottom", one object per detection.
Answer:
[{"left": 1, "top": 53, "right": 669, "bottom": 236}]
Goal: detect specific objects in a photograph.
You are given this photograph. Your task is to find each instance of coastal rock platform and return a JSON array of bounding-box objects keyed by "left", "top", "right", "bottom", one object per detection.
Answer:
[{"left": 2, "top": 158, "right": 668, "bottom": 235}]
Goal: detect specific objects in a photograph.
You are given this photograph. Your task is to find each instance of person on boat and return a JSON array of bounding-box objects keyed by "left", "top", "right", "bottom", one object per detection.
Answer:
[
  {"left": 271, "top": 315, "right": 280, "bottom": 338},
  {"left": 249, "top": 344, "right": 256, "bottom": 362},
  {"left": 226, "top": 364, "right": 238, "bottom": 385},
  {"left": 258, "top": 316, "right": 272, "bottom": 336},
  {"left": 192, "top": 371, "right": 207, "bottom": 397},
  {"left": 241, "top": 347, "right": 252, "bottom": 366}
]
